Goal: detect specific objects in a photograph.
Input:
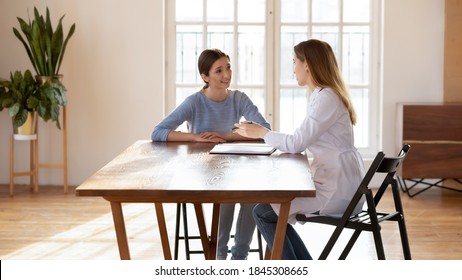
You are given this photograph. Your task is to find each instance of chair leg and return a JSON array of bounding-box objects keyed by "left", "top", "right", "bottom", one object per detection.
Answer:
[
  {"left": 257, "top": 229, "right": 264, "bottom": 260},
  {"left": 365, "top": 192, "right": 386, "bottom": 260},
  {"left": 174, "top": 203, "right": 194, "bottom": 260},
  {"left": 391, "top": 181, "right": 412, "bottom": 259},
  {"left": 339, "top": 229, "right": 362, "bottom": 260},
  {"left": 371, "top": 228, "right": 386, "bottom": 260},
  {"left": 398, "top": 219, "right": 412, "bottom": 260},
  {"left": 318, "top": 226, "right": 345, "bottom": 260},
  {"left": 182, "top": 203, "right": 191, "bottom": 260},
  {"left": 174, "top": 203, "right": 181, "bottom": 260}
]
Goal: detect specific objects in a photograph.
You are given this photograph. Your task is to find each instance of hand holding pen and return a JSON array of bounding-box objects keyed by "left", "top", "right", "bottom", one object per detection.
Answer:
[{"left": 232, "top": 121, "right": 270, "bottom": 139}]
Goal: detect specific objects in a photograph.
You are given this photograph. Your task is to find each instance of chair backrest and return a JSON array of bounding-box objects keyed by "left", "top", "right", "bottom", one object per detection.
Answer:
[
  {"left": 376, "top": 144, "right": 411, "bottom": 175},
  {"left": 373, "top": 144, "right": 411, "bottom": 205},
  {"left": 339, "top": 145, "right": 411, "bottom": 219},
  {"left": 360, "top": 144, "right": 411, "bottom": 189}
]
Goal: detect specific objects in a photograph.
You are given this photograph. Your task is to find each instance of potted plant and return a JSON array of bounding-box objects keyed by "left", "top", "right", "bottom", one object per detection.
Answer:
[
  {"left": 0, "top": 69, "right": 67, "bottom": 131},
  {"left": 11, "top": 6, "right": 75, "bottom": 130},
  {"left": 0, "top": 70, "right": 39, "bottom": 134},
  {"left": 13, "top": 6, "right": 76, "bottom": 77}
]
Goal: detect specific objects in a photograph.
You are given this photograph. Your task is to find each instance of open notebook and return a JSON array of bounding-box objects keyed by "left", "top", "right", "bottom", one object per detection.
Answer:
[{"left": 209, "top": 143, "right": 276, "bottom": 155}]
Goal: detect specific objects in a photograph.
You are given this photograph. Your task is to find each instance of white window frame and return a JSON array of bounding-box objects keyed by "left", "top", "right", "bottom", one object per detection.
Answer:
[{"left": 165, "top": 0, "right": 381, "bottom": 157}]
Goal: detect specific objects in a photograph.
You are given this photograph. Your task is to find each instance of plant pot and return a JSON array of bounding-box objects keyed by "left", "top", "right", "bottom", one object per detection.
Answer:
[{"left": 13, "top": 111, "right": 37, "bottom": 138}]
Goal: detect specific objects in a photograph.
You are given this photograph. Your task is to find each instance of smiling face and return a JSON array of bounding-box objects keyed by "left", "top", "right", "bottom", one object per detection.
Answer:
[{"left": 201, "top": 56, "right": 232, "bottom": 91}]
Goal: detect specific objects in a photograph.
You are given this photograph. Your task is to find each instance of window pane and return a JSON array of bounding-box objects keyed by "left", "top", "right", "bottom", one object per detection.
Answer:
[
  {"left": 344, "top": 0, "right": 370, "bottom": 23},
  {"left": 170, "top": 0, "right": 375, "bottom": 152},
  {"left": 176, "top": 25, "right": 203, "bottom": 84},
  {"left": 312, "top": 0, "right": 339, "bottom": 22},
  {"left": 312, "top": 26, "right": 339, "bottom": 57},
  {"left": 280, "top": 26, "right": 308, "bottom": 85},
  {"left": 207, "top": 0, "right": 233, "bottom": 22},
  {"left": 176, "top": 87, "right": 200, "bottom": 107},
  {"left": 176, "top": 0, "right": 203, "bottom": 22},
  {"left": 280, "top": 88, "right": 307, "bottom": 133},
  {"left": 238, "top": 0, "right": 266, "bottom": 22},
  {"left": 350, "top": 88, "right": 369, "bottom": 148},
  {"left": 342, "top": 26, "right": 370, "bottom": 85},
  {"left": 238, "top": 26, "right": 265, "bottom": 85},
  {"left": 207, "top": 25, "right": 234, "bottom": 57},
  {"left": 281, "top": 0, "right": 308, "bottom": 23}
]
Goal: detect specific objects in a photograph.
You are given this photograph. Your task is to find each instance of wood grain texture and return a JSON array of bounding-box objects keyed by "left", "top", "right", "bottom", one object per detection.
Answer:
[
  {"left": 397, "top": 103, "right": 462, "bottom": 179},
  {"left": 76, "top": 140, "right": 315, "bottom": 202}
]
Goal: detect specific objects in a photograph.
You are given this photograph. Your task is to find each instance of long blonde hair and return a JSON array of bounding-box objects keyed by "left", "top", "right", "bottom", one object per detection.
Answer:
[{"left": 294, "top": 39, "right": 357, "bottom": 125}]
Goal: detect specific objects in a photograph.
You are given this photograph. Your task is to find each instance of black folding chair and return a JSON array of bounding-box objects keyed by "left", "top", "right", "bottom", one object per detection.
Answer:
[{"left": 296, "top": 144, "right": 412, "bottom": 260}]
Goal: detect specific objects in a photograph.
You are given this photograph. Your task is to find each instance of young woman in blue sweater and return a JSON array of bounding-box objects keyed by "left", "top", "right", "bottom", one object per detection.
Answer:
[{"left": 151, "top": 48, "right": 270, "bottom": 260}]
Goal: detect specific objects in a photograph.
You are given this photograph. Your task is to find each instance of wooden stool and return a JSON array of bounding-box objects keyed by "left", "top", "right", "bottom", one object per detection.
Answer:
[
  {"left": 174, "top": 203, "right": 264, "bottom": 260},
  {"left": 9, "top": 134, "right": 39, "bottom": 196}
]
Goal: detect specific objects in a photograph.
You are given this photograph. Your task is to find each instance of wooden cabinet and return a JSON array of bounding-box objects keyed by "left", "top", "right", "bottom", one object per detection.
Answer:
[{"left": 397, "top": 103, "right": 462, "bottom": 180}]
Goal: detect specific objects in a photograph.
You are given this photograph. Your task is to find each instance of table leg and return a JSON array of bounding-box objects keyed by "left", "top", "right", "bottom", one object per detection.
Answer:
[
  {"left": 110, "top": 201, "right": 131, "bottom": 260},
  {"left": 208, "top": 203, "right": 221, "bottom": 260},
  {"left": 155, "top": 203, "right": 172, "bottom": 260},
  {"left": 271, "top": 202, "right": 290, "bottom": 260},
  {"left": 193, "top": 203, "right": 210, "bottom": 258}
]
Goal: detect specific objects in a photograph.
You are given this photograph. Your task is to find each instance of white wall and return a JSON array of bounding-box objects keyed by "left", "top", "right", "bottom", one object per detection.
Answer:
[
  {"left": 0, "top": 0, "right": 164, "bottom": 186},
  {"left": 0, "top": 0, "right": 444, "bottom": 187},
  {"left": 382, "top": 0, "right": 444, "bottom": 156}
]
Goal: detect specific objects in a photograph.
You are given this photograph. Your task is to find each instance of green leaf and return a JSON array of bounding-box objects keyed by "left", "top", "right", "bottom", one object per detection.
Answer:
[
  {"left": 12, "top": 108, "right": 29, "bottom": 127},
  {"left": 17, "top": 17, "right": 32, "bottom": 41},
  {"left": 37, "top": 102, "right": 47, "bottom": 120},
  {"left": 57, "top": 23, "right": 75, "bottom": 74},
  {"left": 30, "top": 21, "right": 46, "bottom": 76},
  {"left": 35, "top": 7, "right": 46, "bottom": 32},
  {"left": 13, "top": 28, "right": 39, "bottom": 74},
  {"left": 45, "top": 7, "right": 53, "bottom": 38},
  {"left": 45, "top": 35, "right": 53, "bottom": 75},
  {"left": 27, "top": 96, "right": 39, "bottom": 109},
  {"left": 51, "top": 21, "right": 64, "bottom": 75},
  {"left": 2, "top": 98, "right": 15, "bottom": 108},
  {"left": 8, "top": 103, "right": 20, "bottom": 117}
]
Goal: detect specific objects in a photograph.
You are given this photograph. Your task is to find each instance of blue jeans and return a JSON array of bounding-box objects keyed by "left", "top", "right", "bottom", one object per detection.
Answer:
[
  {"left": 253, "top": 203, "right": 312, "bottom": 260},
  {"left": 217, "top": 203, "right": 256, "bottom": 260}
]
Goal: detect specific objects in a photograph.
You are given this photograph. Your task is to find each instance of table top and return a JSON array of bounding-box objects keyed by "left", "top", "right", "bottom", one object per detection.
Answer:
[{"left": 76, "top": 140, "right": 315, "bottom": 203}]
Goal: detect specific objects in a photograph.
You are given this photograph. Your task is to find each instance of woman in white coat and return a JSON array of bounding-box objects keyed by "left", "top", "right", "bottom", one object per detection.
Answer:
[{"left": 233, "top": 39, "right": 365, "bottom": 260}]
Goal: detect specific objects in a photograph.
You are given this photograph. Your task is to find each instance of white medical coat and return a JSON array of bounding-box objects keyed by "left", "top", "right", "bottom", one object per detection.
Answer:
[{"left": 264, "top": 87, "right": 365, "bottom": 224}]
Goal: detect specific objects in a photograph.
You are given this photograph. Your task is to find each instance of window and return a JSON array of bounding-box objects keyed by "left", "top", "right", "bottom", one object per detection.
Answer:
[{"left": 166, "top": 0, "right": 380, "bottom": 155}]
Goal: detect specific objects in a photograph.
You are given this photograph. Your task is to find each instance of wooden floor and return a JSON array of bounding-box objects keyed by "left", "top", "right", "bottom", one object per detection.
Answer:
[{"left": 1, "top": 182, "right": 461, "bottom": 260}]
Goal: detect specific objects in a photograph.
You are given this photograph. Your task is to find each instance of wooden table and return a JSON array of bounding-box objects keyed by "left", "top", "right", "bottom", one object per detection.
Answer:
[{"left": 76, "top": 140, "right": 315, "bottom": 260}]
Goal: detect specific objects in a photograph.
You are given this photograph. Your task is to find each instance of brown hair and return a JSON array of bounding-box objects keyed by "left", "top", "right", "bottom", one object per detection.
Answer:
[
  {"left": 198, "top": 48, "right": 230, "bottom": 89},
  {"left": 294, "top": 39, "right": 357, "bottom": 125}
]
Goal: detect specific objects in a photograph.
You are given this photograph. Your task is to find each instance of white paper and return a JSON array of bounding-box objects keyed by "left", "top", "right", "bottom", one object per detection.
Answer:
[{"left": 209, "top": 143, "right": 276, "bottom": 155}]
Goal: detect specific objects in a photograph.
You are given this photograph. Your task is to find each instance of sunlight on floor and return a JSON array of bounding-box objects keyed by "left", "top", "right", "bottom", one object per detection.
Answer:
[
  {"left": 3, "top": 202, "right": 377, "bottom": 260},
  {"left": 3, "top": 203, "right": 176, "bottom": 260}
]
